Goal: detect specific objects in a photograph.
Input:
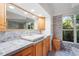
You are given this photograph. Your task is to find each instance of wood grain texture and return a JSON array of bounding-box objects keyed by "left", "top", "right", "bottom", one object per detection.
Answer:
[
  {"left": 43, "top": 36, "right": 50, "bottom": 56},
  {"left": 13, "top": 36, "right": 50, "bottom": 56},
  {"left": 43, "top": 39, "right": 48, "bottom": 56},
  {"left": 35, "top": 41, "right": 43, "bottom": 56},
  {"left": 53, "top": 39, "right": 60, "bottom": 51},
  {"left": 47, "top": 36, "right": 50, "bottom": 51},
  {"left": 15, "top": 46, "right": 33, "bottom": 56},
  {"left": 0, "top": 3, "right": 6, "bottom": 32},
  {"left": 38, "top": 17, "right": 45, "bottom": 33}
]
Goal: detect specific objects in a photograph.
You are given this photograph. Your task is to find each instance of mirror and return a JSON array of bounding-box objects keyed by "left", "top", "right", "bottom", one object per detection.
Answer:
[{"left": 6, "top": 4, "right": 37, "bottom": 30}]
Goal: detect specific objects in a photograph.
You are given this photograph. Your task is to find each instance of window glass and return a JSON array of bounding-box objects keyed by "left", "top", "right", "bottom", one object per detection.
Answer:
[
  {"left": 63, "top": 16, "right": 73, "bottom": 29},
  {"left": 76, "top": 15, "right": 79, "bottom": 24},
  {"left": 77, "top": 31, "right": 79, "bottom": 43},
  {"left": 76, "top": 15, "right": 79, "bottom": 29},
  {"left": 63, "top": 31, "right": 74, "bottom": 42}
]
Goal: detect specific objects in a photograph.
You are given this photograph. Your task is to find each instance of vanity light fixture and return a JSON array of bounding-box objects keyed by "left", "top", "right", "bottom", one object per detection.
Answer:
[{"left": 8, "top": 5, "right": 15, "bottom": 9}]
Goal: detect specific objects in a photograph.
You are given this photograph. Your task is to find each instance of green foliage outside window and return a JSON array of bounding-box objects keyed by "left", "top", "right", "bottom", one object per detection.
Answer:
[{"left": 63, "top": 17, "right": 73, "bottom": 29}]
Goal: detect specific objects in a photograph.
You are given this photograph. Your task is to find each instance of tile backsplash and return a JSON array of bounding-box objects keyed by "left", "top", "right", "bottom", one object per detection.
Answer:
[{"left": 0, "top": 30, "right": 40, "bottom": 43}]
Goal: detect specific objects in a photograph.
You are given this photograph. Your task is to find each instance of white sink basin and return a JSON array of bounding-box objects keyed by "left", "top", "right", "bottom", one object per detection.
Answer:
[{"left": 21, "top": 34, "right": 44, "bottom": 42}]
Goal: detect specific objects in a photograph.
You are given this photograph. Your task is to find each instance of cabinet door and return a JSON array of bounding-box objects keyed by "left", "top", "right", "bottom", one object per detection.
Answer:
[
  {"left": 43, "top": 36, "right": 50, "bottom": 56},
  {"left": 53, "top": 39, "right": 60, "bottom": 51},
  {"left": 0, "top": 25, "right": 6, "bottom": 31},
  {"left": 38, "top": 17, "right": 45, "bottom": 32},
  {"left": 47, "top": 36, "right": 50, "bottom": 51},
  {"left": 15, "top": 52, "right": 22, "bottom": 56},
  {"left": 35, "top": 41, "right": 43, "bottom": 56},
  {"left": 21, "top": 46, "right": 33, "bottom": 56},
  {"left": 0, "top": 3, "right": 6, "bottom": 31},
  {"left": 43, "top": 40, "right": 48, "bottom": 56}
]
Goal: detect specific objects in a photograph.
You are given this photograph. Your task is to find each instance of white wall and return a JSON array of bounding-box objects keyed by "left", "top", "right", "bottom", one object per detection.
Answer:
[{"left": 42, "top": 16, "right": 51, "bottom": 35}]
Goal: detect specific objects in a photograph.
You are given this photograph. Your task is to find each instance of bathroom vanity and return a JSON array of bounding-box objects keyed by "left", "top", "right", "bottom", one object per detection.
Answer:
[
  {"left": 14, "top": 36, "right": 50, "bottom": 56},
  {"left": 0, "top": 3, "right": 50, "bottom": 56},
  {"left": 0, "top": 35, "right": 50, "bottom": 56},
  {"left": 15, "top": 45, "right": 34, "bottom": 56}
]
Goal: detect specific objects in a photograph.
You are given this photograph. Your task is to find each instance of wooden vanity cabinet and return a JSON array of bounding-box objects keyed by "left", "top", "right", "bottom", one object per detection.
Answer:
[
  {"left": 0, "top": 3, "right": 6, "bottom": 32},
  {"left": 53, "top": 39, "right": 60, "bottom": 51},
  {"left": 43, "top": 39, "right": 48, "bottom": 56},
  {"left": 33, "top": 36, "right": 50, "bottom": 56},
  {"left": 38, "top": 17, "right": 45, "bottom": 33},
  {"left": 43, "top": 36, "right": 50, "bottom": 56},
  {"left": 15, "top": 46, "right": 33, "bottom": 56},
  {"left": 47, "top": 36, "right": 50, "bottom": 51},
  {"left": 14, "top": 36, "right": 50, "bottom": 56},
  {"left": 33, "top": 41, "right": 43, "bottom": 56}
]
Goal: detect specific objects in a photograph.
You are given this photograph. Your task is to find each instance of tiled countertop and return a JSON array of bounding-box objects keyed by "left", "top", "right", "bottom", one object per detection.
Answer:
[
  {"left": 0, "top": 34, "right": 50, "bottom": 56},
  {"left": 0, "top": 39, "right": 33, "bottom": 56}
]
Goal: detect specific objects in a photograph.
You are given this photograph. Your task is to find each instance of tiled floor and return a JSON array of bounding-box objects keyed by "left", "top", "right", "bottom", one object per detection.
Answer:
[
  {"left": 48, "top": 51, "right": 55, "bottom": 56},
  {"left": 48, "top": 50, "right": 75, "bottom": 56}
]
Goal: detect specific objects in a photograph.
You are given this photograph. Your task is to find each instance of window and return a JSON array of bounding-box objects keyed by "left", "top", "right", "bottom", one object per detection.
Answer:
[
  {"left": 77, "top": 30, "right": 79, "bottom": 43},
  {"left": 62, "top": 16, "right": 74, "bottom": 42},
  {"left": 28, "top": 22, "right": 34, "bottom": 30},
  {"left": 76, "top": 15, "right": 79, "bottom": 43},
  {"left": 62, "top": 15, "right": 79, "bottom": 43},
  {"left": 63, "top": 31, "right": 74, "bottom": 42}
]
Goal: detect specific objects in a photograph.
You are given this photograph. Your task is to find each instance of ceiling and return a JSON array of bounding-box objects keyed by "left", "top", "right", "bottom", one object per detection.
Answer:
[
  {"left": 40, "top": 3, "right": 79, "bottom": 16},
  {"left": 6, "top": 3, "right": 79, "bottom": 19},
  {"left": 12, "top": 3, "right": 50, "bottom": 17},
  {"left": 40, "top": 3, "right": 72, "bottom": 16}
]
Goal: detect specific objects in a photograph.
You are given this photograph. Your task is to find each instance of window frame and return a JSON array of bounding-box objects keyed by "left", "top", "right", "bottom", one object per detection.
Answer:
[{"left": 62, "top": 15, "right": 77, "bottom": 43}]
